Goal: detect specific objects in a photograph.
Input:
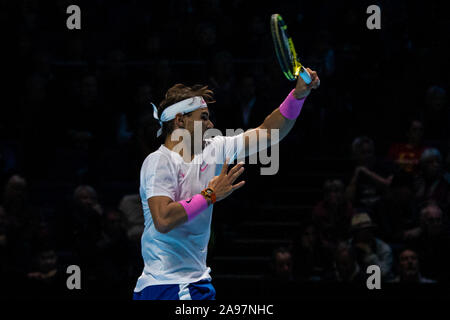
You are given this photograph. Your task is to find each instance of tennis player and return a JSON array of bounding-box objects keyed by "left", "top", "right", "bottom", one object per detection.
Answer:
[{"left": 133, "top": 68, "right": 320, "bottom": 300}]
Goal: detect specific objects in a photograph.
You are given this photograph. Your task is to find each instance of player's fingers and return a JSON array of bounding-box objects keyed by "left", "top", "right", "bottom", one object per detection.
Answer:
[
  {"left": 313, "top": 76, "right": 321, "bottom": 89},
  {"left": 220, "top": 158, "right": 229, "bottom": 176},
  {"left": 305, "top": 68, "right": 316, "bottom": 77},
  {"left": 309, "top": 70, "right": 318, "bottom": 81},
  {"left": 229, "top": 166, "right": 245, "bottom": 184},
  {"left": 227, "top": 162, "right": 244, "bottom": 176},
  {"left": 303, "top": 68, "right": 317, "bottom": 87},
  {"left": 231, "top": 180, "right": 246, "bottom": 191}
]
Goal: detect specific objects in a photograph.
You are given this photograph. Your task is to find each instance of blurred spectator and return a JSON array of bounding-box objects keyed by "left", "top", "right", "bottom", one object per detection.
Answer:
[
  {"left": 349, "top": 213, "right": 394, "bottom": 281},
  {"left": 405, "top": 202, "right": 450, "bottom": 282},
  {"left": 119, "top": 194, "right": 144, "bottom": 242},
  {"left": 94, "top": 208, "right": 131, "bottom": 297},
  {"left": 270, "top": 246, "right": 295, "bottom": 282},
  {"left": 293, "top": 224, "right": 334, "bottom": 282},
  {"left": 25, "top": 245, "right": 68, "bottom": 298},
  {"left": 326, "top": 242, "right": 365, "bottom": 284},
  {"left": 1, "top": 175, "right": 37, "bottom": 272},
  {"left": 118, "top": 194, "right": 144, "bottom": 282},
  {"left": 312, "top": 179, "right": 355, "bottom": 244},
  {"left": 414, "top": 148, "right": 450, "bottom": 212},
  {"left": 390, "top": 248, "right": 436, "bottom": 283},
  {"left": 261, "top": 246, "right": 296, "bottom": 298},
  {"left": 56, "top": 185, "right": 103, "bottom": 273},
  {"left": 345, "top": 136, "right": 395, "bottom": 220},
  {"left": 73, "top": 185, "right": 103, "bottom": 216},
  {"left": 2, "top": 174, "right": 29, "bottom": 219},
  {"left": 387, "top": 120, "right": 428, "bottom": 177},
  {"left": 378, "top": 172, "right": 419, "bottom": 244}
]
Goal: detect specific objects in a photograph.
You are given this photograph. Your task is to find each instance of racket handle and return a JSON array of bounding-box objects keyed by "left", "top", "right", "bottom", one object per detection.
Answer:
[{"left": 299, "top": 68, "right": 312, "bottom": 84}]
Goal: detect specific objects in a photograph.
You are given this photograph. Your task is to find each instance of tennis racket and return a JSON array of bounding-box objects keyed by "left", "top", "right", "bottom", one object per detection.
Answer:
[{"left": 270, "top": 13, "right": 311, "bottom": 84}]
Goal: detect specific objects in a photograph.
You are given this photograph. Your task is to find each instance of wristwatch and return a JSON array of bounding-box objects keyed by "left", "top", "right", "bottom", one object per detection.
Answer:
[{"left": 201, "top": 187, "right": 216, "bottom": 204}]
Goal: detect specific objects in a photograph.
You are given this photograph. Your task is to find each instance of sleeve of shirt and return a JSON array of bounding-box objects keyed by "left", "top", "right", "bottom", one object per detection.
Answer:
[
  {"left": 210, "top": 132, "right": 246, "bottom": 163},
  {"left": 141, "top": 153, "right": 177, "bottom": 201}
]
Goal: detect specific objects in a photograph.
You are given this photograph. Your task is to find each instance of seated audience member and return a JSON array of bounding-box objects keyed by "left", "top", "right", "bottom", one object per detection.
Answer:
[
  {"left": 2, "top": 175, "right": 30, "bottom": 225},
  {"left": 349, "top": 213, "right": 394, "bottom": 281},
  {"left": 118, "top": 194, "right": 144, "bottom": 242},
  {"left": 346, "top": 136, "right": 395, "bottom": 219},
  {"left": 312, "top": 179, "right": 355, "bottom": 244},
  {"left": 390, "top": 248, "right": 436, "bottom": 284},
  {"left": 328, "top": 242, "right": 366, "bottom": 284},
  {"left": 56, "top": 185, "right": 103, "bottom": 269},
  {"left": 414, "top": 148, "right": 450, "bottom": 212},
  {"left": 2, "top": 175, "right": 38, "bottom": 273},
  {"left": 94, "top": 208, "right": 131, "bottom": 297},
  {"left": 25, "top": 245, "right": 68, "bottom": 298},
  {"left": 404, "top": 202, "right": 450, "bottom": 282},
  {"left": 378, "top": 172, "right": 419, "bottom": 244},
  {"left": 387, "top": 120, "right": 427, "bottom": 177},
  {"left": 261, "top": 247, "right": 297, "bottom": 299},
  {"left": 271, "top": 246, "right": 295, "bottom": 282},
  {"left": 293, "top": 224, "right": 335, "bottom": 282},
  {"left": 118, "top": 194, "right": 144, "bottom": 281}
]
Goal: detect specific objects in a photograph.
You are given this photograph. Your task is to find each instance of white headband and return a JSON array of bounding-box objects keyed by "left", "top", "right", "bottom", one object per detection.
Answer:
[{"left": 152, "top": 96, "right": 207, "bottom": 137}]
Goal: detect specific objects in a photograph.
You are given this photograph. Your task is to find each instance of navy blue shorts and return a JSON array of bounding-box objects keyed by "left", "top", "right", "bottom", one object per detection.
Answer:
[{"left": 133, "top": 279, "right": 216, "bottom": 300}]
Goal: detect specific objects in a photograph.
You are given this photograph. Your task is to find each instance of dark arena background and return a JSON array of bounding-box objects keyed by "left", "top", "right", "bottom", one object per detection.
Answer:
[{"left": 1, "top": 0, "right": 450, "bottom": 305}]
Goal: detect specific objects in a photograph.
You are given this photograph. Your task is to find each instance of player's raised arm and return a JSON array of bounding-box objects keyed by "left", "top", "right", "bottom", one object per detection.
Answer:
[{"left": 242, "top": 68, "right": 320, "bottom": 156}]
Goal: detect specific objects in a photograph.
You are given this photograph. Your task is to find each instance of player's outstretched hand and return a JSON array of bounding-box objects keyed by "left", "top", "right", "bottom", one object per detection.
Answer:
[
  {"left": 208, "top": 158, "right": 246, "bottom": 202},
  {"left": 293, "top": 67, "right": 320, "bottom": 99}
]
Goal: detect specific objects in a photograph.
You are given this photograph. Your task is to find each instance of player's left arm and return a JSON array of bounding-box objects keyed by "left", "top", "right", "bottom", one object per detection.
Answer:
[{"left": 242, "top": 68, "right": 320, "bottom": 154}]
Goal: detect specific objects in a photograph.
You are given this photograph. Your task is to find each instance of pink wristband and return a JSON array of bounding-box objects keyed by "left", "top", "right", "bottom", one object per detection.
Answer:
[
  {"left": 179, "top": 194, "right": 209, "bottom": 221},
  {"left": 279, "top": 89, "right": 307, "bottom": 119}
]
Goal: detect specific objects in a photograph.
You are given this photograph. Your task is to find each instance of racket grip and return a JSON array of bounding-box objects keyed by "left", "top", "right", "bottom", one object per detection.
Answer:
[{"left": 299, "top": 68, "right": 312, "bottom": 84}]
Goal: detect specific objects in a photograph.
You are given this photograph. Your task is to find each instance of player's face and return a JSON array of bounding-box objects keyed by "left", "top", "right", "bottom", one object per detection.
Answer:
[{"left": 184, "top": 107, "right": 214, "bottom": 138}]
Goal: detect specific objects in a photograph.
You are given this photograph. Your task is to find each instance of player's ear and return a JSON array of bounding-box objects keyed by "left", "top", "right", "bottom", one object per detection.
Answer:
[{"left": 174, "top": 112, "right": 185, "bottom": 128}]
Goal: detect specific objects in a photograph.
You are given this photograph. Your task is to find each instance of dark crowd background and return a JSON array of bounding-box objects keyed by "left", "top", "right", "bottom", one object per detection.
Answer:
[{"left": 0, "top": 0, "right": 449, "bottom": 300}]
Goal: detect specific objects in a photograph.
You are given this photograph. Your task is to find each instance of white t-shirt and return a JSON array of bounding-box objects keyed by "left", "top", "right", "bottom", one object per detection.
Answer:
[{"left": 134, "top": 133, "right": 245, "bottom": 292}]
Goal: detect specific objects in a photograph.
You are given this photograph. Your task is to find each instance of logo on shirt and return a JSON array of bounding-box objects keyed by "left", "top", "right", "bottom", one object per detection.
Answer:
[
  {"left": 200, "top": 161, "right": 208, "bottom": 172},
  {"left": 186, "top": 198, "right": 193, "bottom": 204}
]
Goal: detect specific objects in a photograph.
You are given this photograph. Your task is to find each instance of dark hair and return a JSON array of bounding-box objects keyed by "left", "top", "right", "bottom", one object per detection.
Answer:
[
  {"left": 155, "top": 84, "right": 215, "bottom": 140},
  {"left": 398, "top": 247, "right": 418, "bottom": 257}
]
